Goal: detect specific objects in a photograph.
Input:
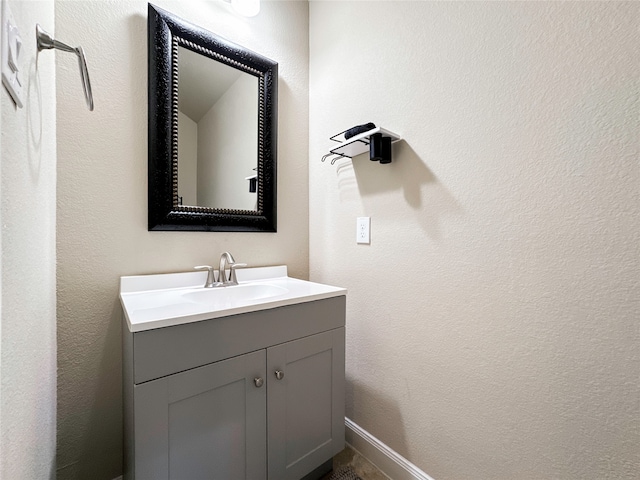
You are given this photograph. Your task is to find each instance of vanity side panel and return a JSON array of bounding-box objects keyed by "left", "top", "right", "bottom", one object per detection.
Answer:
[
  {"left": 332, "top": 327, "right": 346, "bottom": 456},
  {"left": 122, "top": 316, "right": 135, "bottom": 480},
  {"left": 133, "top": 296, "right": 346, "bottom": 384}
]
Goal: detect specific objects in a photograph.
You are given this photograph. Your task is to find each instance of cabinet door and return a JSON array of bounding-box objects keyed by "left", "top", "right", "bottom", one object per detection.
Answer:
[
  {"left": 267, "top": 328, "right": 345, "bottom": 480},
  {"left": 134, "top": 350, "right": 267, "bottom": 480}
]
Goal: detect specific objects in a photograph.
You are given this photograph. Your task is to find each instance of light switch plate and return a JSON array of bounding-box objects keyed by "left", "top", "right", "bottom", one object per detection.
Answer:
[
  {"left": 1, "top": 0, "right": 24, "bottom": 108},
  {"left": 357, "top": 217, "right": 370, "bottom": 244}
]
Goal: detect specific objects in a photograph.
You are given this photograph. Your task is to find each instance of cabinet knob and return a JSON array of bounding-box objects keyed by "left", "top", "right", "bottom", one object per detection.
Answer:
[
  {"left": 275, "top": 370, "right": 285, "bottom": 380},
  {"left": 254, "top": 377, "right": 264, "bottom": 388}
]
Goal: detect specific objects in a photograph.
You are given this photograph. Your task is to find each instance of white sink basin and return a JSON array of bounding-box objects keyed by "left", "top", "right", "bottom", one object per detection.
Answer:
[
  {"left": 181, "top": 283, "right": 288, "bottom": 305},
  {"left": 119, "top": 266, "right": 346, "bottom": 332}
]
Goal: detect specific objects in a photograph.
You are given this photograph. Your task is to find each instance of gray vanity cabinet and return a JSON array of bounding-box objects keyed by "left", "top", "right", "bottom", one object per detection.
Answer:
[{"left": 123, "top": 296, "right": 346, "bottom": 480}]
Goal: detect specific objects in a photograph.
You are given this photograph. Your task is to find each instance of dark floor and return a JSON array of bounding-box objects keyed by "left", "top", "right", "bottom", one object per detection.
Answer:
[{"left": 321, "top": 447, "right": 389, "bottom": 480}]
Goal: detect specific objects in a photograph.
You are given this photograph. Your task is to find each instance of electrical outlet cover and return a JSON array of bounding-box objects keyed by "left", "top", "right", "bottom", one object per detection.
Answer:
[{"left": 357, "top": 217, "right": 370, "bottom": 244}]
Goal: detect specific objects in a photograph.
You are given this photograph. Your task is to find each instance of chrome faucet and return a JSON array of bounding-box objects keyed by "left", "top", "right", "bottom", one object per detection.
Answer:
[
  {"left": 195, "top": 253, "right": 247, "bottom": 288},
  {"left": 218, "top": 252, "right": 247, "bottom": 286}
]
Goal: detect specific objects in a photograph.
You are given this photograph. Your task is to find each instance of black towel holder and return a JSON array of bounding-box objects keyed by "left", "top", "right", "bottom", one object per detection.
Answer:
[{"left": 321, "top": 126, "right": 401, "bottom": 165}]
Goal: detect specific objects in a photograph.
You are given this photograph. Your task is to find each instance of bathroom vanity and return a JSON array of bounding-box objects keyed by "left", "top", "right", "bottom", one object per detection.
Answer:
[{"left": 120, "top": 266, "right": 346, "bottom": 480}]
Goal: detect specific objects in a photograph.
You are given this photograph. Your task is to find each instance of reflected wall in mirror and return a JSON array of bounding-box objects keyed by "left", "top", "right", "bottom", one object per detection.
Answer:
[
  {"left": 177, "top": 47, "right": 258, "bottom": 211},
  {"left": 148, "top": 4, "right": 277, "bottom": 231}
]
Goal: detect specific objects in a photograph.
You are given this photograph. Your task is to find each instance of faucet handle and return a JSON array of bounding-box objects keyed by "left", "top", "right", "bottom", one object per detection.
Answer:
[
  {"left": 194, "top": 265, "right": 218, "bottom": 288},
  {"left": 229, "top": 262, "right": 247, "bottom": 285}
]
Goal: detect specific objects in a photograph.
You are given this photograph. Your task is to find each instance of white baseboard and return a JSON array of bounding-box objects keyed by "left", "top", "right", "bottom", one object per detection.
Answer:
[{"left": 345, "top": 418, "right": 435, "bottom": 480}]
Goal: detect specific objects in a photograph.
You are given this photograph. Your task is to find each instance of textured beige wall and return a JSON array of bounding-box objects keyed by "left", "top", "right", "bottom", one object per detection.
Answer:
[
  {"left": 309, "top": 2, "right": 639, "bottom": 479},
  {"left": 1, "top": 0, "right": 57, "bottom": 477},
  {"left": 55, "top": 1, "right": 309, "bottom": 478}
]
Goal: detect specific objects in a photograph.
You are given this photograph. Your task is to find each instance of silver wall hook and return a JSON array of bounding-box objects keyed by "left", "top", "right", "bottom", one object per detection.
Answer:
[{"left": 36, "top": 24, "right": 94, "bottom": 111}]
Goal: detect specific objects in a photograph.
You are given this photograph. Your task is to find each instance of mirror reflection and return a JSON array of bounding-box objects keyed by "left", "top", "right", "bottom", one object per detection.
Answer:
[{"left": 177, "top": 46, "right": 259, "bottom": 211}]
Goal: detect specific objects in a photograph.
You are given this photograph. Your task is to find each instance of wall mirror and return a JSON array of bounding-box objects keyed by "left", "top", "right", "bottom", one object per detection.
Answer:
[{"left": 148, "top": 4, "right": 277, "bottom": 231}]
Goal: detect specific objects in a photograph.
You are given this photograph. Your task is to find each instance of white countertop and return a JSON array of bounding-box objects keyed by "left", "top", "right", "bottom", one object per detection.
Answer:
[{"left": 120, "top": 266, "right": 347, "bottom": 332}]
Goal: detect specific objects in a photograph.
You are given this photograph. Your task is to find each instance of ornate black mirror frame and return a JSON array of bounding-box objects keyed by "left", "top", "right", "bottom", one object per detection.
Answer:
[{"left": 148, "top": 4, "right": 277, "bottom": 231}]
